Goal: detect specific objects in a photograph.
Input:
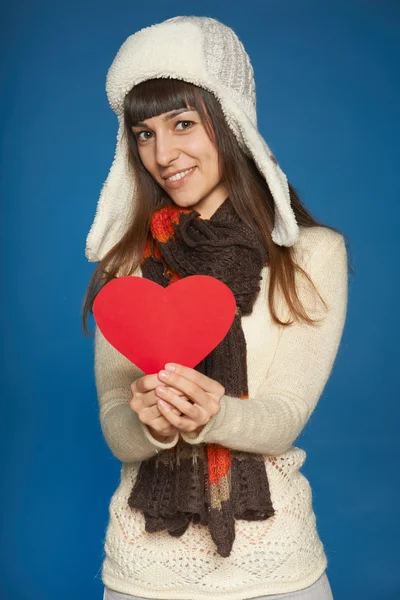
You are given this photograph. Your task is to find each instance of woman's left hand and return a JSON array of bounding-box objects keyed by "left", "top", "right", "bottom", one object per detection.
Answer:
[{"left": 155, "top": 363, "right": 225, "bottom": 434}]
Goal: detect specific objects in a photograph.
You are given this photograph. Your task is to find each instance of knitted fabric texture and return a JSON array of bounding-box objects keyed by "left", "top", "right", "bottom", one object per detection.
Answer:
[
  {"left": 128, "top": 197, "right": 275, "bottom": 557},
  {"left": 94, "top": 226, "right": 348, "bottom": 597}
]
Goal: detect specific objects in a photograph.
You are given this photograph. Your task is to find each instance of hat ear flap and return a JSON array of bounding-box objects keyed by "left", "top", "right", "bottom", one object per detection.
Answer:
[
  {"left": 85, "top": 118, "right": 136, "bottom": 262},
  {"left": 215, "top": 94, "right": 299, "bottom": 247}
]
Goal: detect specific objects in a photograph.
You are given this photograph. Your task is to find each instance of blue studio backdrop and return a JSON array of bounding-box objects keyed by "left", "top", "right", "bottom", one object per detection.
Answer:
[{"left": 1, "top": 1, "right": 399, "bottom": 599}]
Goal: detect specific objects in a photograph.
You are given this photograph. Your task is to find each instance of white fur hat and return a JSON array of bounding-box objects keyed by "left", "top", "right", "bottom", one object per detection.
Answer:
[{"left": 85, "top": 16, "right": 299, "bottom": 262}]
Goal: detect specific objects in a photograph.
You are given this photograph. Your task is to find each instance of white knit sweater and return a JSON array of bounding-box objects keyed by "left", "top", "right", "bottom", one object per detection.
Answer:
[{"left": 93, "top": 225, "right": 348, "bottom": 599}]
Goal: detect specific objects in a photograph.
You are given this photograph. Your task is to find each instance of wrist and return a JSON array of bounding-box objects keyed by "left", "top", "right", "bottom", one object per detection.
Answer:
[
  {"left": 193, "top": 425, "right": 205, "bottom": 435},
  {"left": 148, "top": 427, "right": 174, "bottom": 443}
]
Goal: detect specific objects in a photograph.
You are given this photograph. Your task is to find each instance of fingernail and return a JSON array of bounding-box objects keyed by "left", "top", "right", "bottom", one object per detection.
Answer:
[
  {"left": 165, "top": 364, "right": 175, "bottom": 371},
  {"left": 158, "top": 399, "right": 167, "bottom": 408},
  {"left": 157, "top": 386, "right": 167, "bottom": 394},
  {"left": 159, "top": 370, "right": 170, "bottom": 379}
]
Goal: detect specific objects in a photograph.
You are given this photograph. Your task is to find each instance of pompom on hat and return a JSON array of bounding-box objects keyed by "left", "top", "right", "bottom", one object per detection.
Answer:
[{"left": 85, "top": 15, "right": 300, "bottom": 262}]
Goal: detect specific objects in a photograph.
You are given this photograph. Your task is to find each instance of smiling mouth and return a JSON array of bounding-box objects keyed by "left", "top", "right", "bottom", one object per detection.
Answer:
[
  {"left": 165, "top": 167, "right": 196, "bottom": 182},
  {"left": 164, "top": 166, "right": 197, "bottom": 188}
]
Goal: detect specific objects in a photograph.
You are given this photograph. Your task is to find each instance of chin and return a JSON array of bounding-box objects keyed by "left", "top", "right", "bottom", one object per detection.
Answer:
[{"left": 170, "top": 197, "right": 203, "bottom": 210}]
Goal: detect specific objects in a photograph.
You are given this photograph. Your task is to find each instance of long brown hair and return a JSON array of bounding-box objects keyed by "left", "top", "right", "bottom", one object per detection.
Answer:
[{"left": 82, "top": 78, "right": 352, "bottom": 336}]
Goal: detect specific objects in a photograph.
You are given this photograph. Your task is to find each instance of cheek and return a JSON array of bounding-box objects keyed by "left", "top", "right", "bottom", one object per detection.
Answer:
[
  {"left": 186, "top": 135, "right": 219, "bottom": 169},
  {"left": 138, "top": 148, "right": 155, "bottom": 174},
  {"left": 204, "top": 146, "right": 221, "bottom": 178}
]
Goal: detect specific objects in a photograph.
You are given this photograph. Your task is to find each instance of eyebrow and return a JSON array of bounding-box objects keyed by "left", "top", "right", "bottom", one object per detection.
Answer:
[{"left": 132, "top": 108, "right": 193, "bottom": 128}]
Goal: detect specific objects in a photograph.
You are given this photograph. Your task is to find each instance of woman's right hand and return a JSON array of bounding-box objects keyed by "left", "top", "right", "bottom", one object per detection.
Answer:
[{"left": 130, "top": 373, "right": 185, "bottom": 441}]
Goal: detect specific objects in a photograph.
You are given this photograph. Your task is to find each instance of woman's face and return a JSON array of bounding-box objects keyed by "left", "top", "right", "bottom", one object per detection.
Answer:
[{"left": 131, "top": 108, "right": 229, "bottom": 218}]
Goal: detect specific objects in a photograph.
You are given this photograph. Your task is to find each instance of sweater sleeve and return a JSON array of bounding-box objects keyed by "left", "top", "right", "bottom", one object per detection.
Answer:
[
  {"left": 94, "top": 325, "right": 179, "bottom": 462},
  {"left": 179, "top": 233, "right": 348, "bottom": 455}
]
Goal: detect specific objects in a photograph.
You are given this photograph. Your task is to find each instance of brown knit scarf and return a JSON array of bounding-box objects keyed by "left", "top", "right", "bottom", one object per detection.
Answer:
[{"left": 128, "top": 196, "right": 275, "bottom": 557}]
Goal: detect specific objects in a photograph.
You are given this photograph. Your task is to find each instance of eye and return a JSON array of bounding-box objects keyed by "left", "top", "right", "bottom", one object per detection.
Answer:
[
  {"left": 134, "top": 130, "right": 153, "bottom": 143},
  {"left": 175, "top": 120, "right": 195, "bottom": 130},
  {"left": 133, "top": 120, "right": 195, "bottom": 144}
]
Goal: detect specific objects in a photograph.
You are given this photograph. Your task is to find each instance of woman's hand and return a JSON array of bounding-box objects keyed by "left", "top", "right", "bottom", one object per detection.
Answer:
[
  {"left": 154, "top": 363, "right": 225, "bottom": 434},
  {"left": 130, "top": 374, "right": 186, "bottom": 440}
]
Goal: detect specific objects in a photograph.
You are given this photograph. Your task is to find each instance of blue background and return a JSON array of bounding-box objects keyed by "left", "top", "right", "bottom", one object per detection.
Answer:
[{"left": 1, "top": 1, "right": 398, "bottom": 599}]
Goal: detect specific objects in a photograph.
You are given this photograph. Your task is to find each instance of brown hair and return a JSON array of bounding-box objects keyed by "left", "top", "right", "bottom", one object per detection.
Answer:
[{"left": 81, "top": 78, "right": 352, "bottom": 335}]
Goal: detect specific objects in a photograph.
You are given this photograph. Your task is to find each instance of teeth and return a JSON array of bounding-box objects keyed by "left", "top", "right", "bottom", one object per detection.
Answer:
[{"left": 167, "top": 167, "right": 194, "bottom": 182}]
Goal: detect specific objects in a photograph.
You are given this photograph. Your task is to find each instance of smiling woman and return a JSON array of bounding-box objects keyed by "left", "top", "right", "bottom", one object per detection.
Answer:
[
  {"left": 124, "top": 81, "right": 231, "bottom": 218},
  {"left": 82, "top": 14, "right": 349, "bottom": 600}
]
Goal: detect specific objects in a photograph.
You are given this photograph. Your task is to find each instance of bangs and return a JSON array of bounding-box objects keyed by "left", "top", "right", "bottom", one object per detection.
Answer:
[{"left": 123, "top": 78, "right": 211, "bottom": 129}]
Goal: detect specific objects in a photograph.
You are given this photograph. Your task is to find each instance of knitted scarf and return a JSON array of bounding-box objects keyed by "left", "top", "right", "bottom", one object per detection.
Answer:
[{"left": 128, "top": 196, "right": 275, "bottom": 557}]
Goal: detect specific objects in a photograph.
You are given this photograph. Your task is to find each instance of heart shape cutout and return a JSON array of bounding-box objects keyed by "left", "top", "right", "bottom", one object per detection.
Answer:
[{"left": 93, "top": 275, "right": 237, "bottom": 374}]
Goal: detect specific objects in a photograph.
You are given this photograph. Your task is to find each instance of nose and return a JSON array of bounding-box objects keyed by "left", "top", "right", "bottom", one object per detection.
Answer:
[{"left": 155, "top": 131, "right": 180, "bottom": 166}]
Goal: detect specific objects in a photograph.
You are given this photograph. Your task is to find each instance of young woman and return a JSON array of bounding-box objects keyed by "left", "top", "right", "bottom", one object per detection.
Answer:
[{"left": 82, "top": 16, "right": 350, "bottom": 600}]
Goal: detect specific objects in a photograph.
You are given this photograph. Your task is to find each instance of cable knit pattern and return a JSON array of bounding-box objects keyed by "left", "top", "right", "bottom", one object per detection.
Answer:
[{"left": 93, "top": 225, "right": 348, "bottom": 599}]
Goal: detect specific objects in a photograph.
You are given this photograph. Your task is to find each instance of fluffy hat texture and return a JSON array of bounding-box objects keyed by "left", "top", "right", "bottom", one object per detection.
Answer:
[{"left": 85, "top": 16, "right": 299, "bottom": 262}]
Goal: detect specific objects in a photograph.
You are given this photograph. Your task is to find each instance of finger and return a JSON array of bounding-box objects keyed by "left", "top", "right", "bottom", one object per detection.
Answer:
[
  {"left": 165, "top": 385, "right": 186, "bottom": 397},
  {"left": 132, "top": 379, "right": 183, "bottom": 408},
  {"left": 157, "top": 369, "right": 208, "bottom": 407},
  {"left": 134, "top": 373, "right": 164, "bottom": 393},
  {"left": 157, "top": 398, "right": 198, "bottom": 432},
  {"left": 143, "top": 404, "right": 181, "bottom": 423},
  {"left": 162, "top": 364, "right": 224, "bottom": 396},
  {"left": 155, "top": 386, "right": 197, "bottom": 418},
  {"left": 163, "top": 386, "right": 185, "bottom": 415},
  {"left": 142, "top": 396, "right": 183, "bottom": 416},
  {"left": 134, "top": 374, "right": 185, "bottom": 397}
]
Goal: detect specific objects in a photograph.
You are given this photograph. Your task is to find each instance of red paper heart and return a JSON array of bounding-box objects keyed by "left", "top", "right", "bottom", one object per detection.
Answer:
[{"left": 93, "top": 275, "right": 237, "bottom": 374}]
